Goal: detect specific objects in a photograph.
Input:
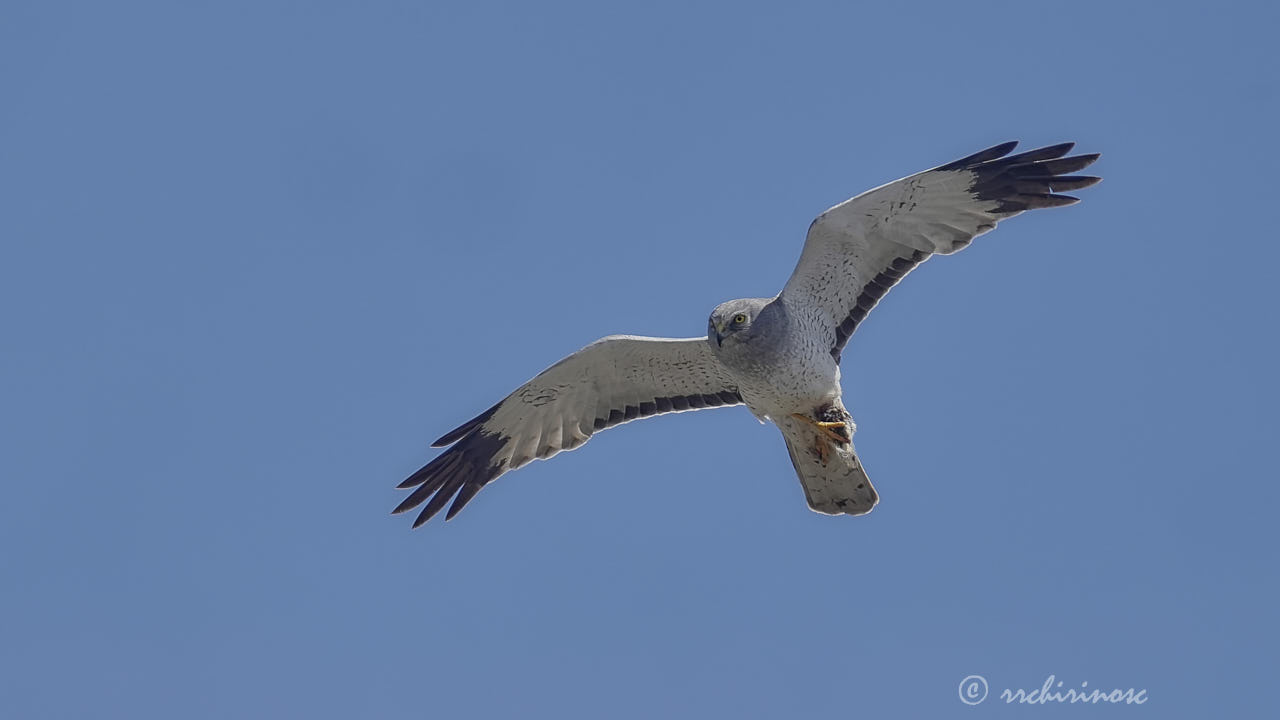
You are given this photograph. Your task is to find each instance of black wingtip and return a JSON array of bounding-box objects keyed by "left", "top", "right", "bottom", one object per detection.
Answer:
[
  {"left": 1028, "top": 153, "right": 1101, "bottom": 176},
  {"left": 397, "top": 466, "right": 429, "bottom": 489},
  {"left": 937, "top": 140, "right": 1019, "bottom": 170},
  {"left": 395, "top": 428, "right": 508, "bottom": 528},
  {"left": 1068, "top": 152, "right": 1102, "bottom": 170},
  {"left": 983, "top": 140, "right": 1020, "bottom": 159},
  {"left": 1043, "top": 193, "right": 1082, "bottom": 206},
  {"left": 411, "top": 477, "right": 463, "bottom": 528},
  {"left": 967, "top": 141, "right": 1102, "bottom": 213},
  {"left": 396, "top": 450, "right": 457, "bottom": 489},
  {"left": 392, "top": 492, "right": 423, "bottom": 516},
  {"left": 431, "top": 427, "right": 470, "bottom": 448},
  {"left": 1025, "top": 175, "right": 1102, "bottom": 192},
  {"left": 430, "top": 435, "right": 459, "bottom": 448},
  {"left": 1002, "top": 142, "right": 1075, "bottom": 164},
  {"left": 445, "top": 482, "right": 484, "bottom": 521},
  {"left": 431, "top": 399, "right": 503, "bottom": 447},
  {"left": 393, "top": 471, "right": 450, "bottom": 513}
]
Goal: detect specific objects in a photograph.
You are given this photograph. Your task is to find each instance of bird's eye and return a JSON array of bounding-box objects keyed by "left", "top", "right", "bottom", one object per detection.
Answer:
[{"left": 732, "top": 313, "right": 748, "bottom": 325}]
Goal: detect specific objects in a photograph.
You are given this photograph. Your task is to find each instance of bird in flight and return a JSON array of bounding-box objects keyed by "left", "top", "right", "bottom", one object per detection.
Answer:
[{"left": 394, "top": 141, "right": 1100, "bottom": 528}]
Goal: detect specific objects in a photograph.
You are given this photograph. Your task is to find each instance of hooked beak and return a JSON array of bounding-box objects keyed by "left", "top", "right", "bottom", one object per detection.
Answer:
[{"left": 713, "top": 322, "right": 726, "bottom": 348}]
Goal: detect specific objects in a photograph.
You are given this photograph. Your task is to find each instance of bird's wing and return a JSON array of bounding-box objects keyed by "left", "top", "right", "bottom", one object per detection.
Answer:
[
  {"left": 394, "top": 335, "right": 742, "bottom": 527},
  {"left": 781, "top": 141, "right": 1100, "bottom": 360}
]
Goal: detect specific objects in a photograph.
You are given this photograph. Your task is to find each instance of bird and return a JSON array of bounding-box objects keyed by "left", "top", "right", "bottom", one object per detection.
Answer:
[{"left": 394, "top": 140, "right": 1100, "bottom": 528}]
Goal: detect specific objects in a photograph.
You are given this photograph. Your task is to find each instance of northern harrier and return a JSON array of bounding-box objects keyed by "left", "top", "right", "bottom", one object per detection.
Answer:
[{"left": 394, "top": 141, "right": 1100, "bottom": 527}]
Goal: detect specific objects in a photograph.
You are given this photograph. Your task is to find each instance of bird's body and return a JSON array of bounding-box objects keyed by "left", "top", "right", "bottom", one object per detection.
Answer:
[
  {"left": 394, "top": 141, "right": 1101, "bottom": 527},
  {"left": 710, "top": 296, "right": 840, "bottom": 421}
]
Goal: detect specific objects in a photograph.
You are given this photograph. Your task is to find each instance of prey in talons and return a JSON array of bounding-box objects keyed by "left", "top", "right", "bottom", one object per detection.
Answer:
[{"left": 789, "top": 405, "right": 854, "bottom": 465}]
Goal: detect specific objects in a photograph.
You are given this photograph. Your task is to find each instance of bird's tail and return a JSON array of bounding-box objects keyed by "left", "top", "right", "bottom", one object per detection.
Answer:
[{"left": 779, "top": 414, "right": 878, "bottom": 516}]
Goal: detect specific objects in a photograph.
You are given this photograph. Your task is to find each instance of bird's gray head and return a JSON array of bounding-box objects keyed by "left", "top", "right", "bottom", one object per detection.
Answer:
[{"left": 707, "top": 298, "right": 771, "bottom": 350}]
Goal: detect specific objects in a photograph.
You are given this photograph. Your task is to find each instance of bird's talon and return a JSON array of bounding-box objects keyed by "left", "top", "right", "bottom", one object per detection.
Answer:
[{"left": 790, "top": 413, "right": 852, "bottom": 446}]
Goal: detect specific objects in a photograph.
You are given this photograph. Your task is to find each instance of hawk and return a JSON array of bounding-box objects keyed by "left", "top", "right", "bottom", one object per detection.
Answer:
[{"left": 394, "top": 141, "right": 1100, "bottom": 527}]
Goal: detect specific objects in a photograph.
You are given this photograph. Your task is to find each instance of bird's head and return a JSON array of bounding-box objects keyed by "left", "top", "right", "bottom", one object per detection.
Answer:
[{"left": 707, "top": 298, "right": 770, "bottom": 350}]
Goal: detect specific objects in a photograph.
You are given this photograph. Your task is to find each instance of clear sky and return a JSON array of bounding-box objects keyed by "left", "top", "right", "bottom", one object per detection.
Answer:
[{"left": 3, "top": 1, "right": 1277, "bottom": 717}]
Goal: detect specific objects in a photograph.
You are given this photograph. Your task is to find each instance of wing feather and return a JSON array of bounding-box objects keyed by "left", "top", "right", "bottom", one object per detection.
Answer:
[
  {"left": 395, "top": 336, "right": 742, "bottom": 527},
  {"left": 781, "top": 141, "right": 1100, "bottom": 360}
]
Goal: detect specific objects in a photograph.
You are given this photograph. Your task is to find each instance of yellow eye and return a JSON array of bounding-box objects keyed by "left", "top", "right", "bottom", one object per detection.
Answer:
[{"left": 732, "top": 313, "right": 748, "bottom": 325}]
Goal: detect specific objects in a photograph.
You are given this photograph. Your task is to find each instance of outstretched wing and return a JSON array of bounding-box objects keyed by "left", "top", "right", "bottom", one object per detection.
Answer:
[
  {"left": 394, "top": 336, "right": 742, "bottom": 527},
  {"left": 781, "top": 141, "right": 1101, "bottom": 360}
]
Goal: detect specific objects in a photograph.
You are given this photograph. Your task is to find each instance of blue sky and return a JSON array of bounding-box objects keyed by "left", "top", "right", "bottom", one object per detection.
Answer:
[{"left": 3, "top": 1, "right": 1277, "bottom": 717}]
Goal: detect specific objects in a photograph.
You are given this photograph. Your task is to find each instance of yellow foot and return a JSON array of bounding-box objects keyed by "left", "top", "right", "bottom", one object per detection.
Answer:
[{"left": 789, "top": 413, "right": 852, "bottom": 446}]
